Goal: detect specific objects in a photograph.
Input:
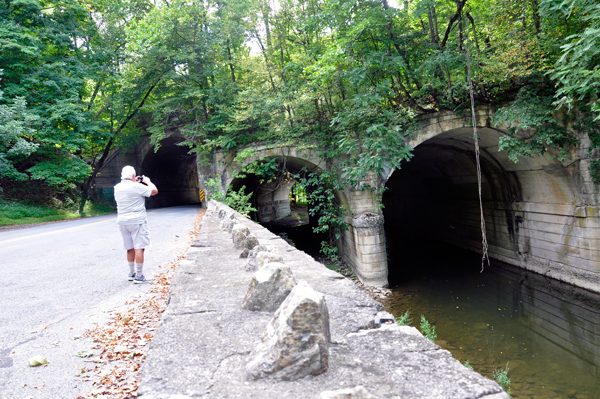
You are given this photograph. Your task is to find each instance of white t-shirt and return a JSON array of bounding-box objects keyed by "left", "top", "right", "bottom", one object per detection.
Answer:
[{"left": 114, "top": 180, "right": 154, "bottom": 225}]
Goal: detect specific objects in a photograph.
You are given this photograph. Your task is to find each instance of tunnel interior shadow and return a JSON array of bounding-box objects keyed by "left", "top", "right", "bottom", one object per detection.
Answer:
[
  {"left": 140, "top": 137, "right": 201, "bottom": 209},
  {"left": 382, "top": 140, "right": 519, "bottom": 286}
]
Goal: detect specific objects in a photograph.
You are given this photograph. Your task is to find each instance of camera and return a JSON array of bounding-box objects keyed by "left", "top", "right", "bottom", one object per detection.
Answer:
[{"left": 137, "top": 176, "right": 144, "bottom": 183}]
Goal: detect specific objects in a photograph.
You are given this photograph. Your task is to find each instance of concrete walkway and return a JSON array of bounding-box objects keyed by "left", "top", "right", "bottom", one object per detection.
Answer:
[{"left": 138, "top": 202, "right": 508, "bottom": 399}]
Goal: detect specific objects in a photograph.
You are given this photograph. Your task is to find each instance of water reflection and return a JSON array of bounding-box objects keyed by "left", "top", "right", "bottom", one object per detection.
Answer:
[{"left": 383, "top": 240, "right": 600, "bottom": 399}]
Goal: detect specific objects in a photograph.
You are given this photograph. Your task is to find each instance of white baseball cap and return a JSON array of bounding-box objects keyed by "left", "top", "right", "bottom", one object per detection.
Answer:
[{"left": 121, "top": 165, "right": 136, "bottom": 180}]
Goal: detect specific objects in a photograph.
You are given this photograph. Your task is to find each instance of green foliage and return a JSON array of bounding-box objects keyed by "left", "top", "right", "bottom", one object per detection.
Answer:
[
  {"left": 290, "top": 182, "right": 308, "bottom": 205},
  {"left": 3, "top": 0, "right": 598, "bottom": 212},
  {"left": 464, "top": 360, "right": 474, "bottom": 371},
  {"left": 224, "top": 185, "right": 257, "bottom": 218},
  {"left": 235, "top": 157, "right": 280, "bottom": 182},
  {"left": 0, "top": 200, "right": 59, "bottom": 221},
  {"left": 395, "top": 310, "right": 412, "bottom": 326},
  {"left": 0, "top": 90, "right": 39, "bottom": 182},
  {"left": 0, "top": 0, "right": 104, "bottom": 187},
  {"left": 204, "top": 176, "right": 227, "bottom": 203},
  {"left": 294, "top": 169, "right": 348, "bottom": 260},
  {"left": 493, "top": 362, "right": 512, "bottom": 396},
  {"left": 0, "top": 198, "right": 112, "bottom": 226},
  {"left": 545, "top": 0, "right": 600, "bottom": 119},
  {"left": 493, "top": 78, "right": 576, "bottom": 162},
  {"left": 334, "top": 98, "right": 415, "bottom": 186},
  {"left": 204, "top": 175, "right": 256, "bottom": 217},
  {"left": 420, "top": 314, "right": 437, "bottom": 343}
]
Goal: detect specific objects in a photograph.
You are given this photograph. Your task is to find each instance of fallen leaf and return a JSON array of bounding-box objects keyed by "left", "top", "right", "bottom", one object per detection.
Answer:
[
  {"left": 77, "top": 351, "right": 94, "bottom": 358},
  {"left": 27, "top": 356, "right": 48, "bottom": 367},
  {"left": 113, "top": 346, "right": 128, "bottom": 353}
]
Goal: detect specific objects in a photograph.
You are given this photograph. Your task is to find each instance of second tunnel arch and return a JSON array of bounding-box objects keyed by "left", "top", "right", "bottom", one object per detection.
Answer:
[
  {"left": 226, "top": 152, "right": 351, "bottom": 229},
  {"left": 381, "top": 108, "right": 592, "bottom": 288}
]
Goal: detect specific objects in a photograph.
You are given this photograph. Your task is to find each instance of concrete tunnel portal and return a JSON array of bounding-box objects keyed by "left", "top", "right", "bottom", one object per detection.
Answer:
[
  {"left": 382, "top": 127, "right": 524, "bottom": 283},
  {"left": 227, "top": 155, "right": 351, "bottom": 257},
  {"left": 228, "top": 156, "right": 320, "bottom": 223},
  {"left": 140, "top": 136, "right": 201, "bottom": 209}
]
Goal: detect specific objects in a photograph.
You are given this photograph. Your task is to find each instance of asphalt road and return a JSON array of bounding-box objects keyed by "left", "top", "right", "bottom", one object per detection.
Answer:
[{"left": 0, "top": 205, "right": 201, "bottom": 399}]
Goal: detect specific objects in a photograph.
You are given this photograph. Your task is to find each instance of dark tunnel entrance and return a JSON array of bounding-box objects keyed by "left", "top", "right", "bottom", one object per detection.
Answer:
[
  {"left": 382, "top": 130, "right": 522, "bottom": 285},
  {"left": 141, "top": 137, "right": 200, "bottom": 208}
]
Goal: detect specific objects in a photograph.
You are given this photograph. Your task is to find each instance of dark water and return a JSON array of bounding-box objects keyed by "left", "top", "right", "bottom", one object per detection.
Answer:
[
  {"left": 383, "top": 239, "right": 600, "bottom": 399},
  {"left": 265, "top": 222, "right": 600, "bottom": 398}
]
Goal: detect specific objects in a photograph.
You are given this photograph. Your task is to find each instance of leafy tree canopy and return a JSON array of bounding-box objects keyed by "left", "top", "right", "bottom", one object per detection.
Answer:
[{"left": 1, "top": 0, "right": 598, "bottom": 196}]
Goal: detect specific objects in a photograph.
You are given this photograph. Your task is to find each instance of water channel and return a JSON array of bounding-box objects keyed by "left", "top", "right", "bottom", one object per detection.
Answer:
[
  {"left": 384, "top": 237, "right": 600, "bottom": 399},
  {"left": 269, "top": 218, "right": 600, "bottom": 399}
]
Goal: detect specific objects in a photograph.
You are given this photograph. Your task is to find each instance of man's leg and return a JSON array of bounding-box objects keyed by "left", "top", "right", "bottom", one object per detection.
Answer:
[
  {"left": 132, "top": 222, "right": 152, "bottom": 283},
  {"left": 127, "top": 249, "right": 136, "bottom": 280},
  {"left": 134, "top": 249, "right": 145, "bottom": 279},
  {"left": 134, "top": 248, "right": 144, "bottom": 264}
]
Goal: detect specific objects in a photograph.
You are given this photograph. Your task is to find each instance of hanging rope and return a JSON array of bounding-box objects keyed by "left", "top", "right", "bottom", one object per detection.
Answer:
[{"left": 465, "top": 44, "right": 490, "bottom": 272}]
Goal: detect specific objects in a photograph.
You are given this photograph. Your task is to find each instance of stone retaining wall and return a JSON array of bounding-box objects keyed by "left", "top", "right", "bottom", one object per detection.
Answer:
[{"left": 137, "top": 201, "right": 508, "bottom": 399}]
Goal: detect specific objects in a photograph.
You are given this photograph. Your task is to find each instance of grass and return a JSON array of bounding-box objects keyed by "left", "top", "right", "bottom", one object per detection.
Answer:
[
  {"left": 420, "top": 314, "right": 437, "bottom": 343},
  {"left": 396, "top": 310, "right": 413, "bottom": 326},
  {"left": 493, "top": 362, "right": 512, "bottom": 396},
  {"left": 0, "top": 199, "right": 115, "bottom": 226}
]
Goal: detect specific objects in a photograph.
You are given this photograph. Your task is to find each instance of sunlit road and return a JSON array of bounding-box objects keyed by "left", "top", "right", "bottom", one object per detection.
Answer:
[{"left": 0, "top": 205, "right": 201, "bottom": 398}]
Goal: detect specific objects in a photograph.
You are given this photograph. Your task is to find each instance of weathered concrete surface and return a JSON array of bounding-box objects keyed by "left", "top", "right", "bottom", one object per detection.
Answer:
[{"left": 137, "top": 201, "right": 508, "bottom": 398}]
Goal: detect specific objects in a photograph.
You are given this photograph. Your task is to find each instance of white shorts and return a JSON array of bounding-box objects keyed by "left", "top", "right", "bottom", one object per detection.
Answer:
[{"left": 119, "top": 222, "right": 151, "bottom": 250}]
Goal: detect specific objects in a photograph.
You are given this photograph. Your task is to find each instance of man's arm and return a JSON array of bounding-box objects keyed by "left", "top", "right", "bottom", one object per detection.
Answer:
[{"left": 141, "top": 176, "right": 158, "bottom": 196}]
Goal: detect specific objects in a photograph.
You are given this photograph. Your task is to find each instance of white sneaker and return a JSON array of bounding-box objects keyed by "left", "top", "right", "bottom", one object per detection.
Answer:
[{"left": 133, "top": 275, "right": 153, "bottom": 284}]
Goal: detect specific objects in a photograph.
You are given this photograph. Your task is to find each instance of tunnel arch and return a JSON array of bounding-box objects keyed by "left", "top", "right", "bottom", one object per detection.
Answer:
[
  {"left": 382, "top": 116, "right": 589, "bottom": 286},
  {"left": 227, "top": 154, "right": 349, "bottom": 225},
  {"left": 140, "top": 136, "right": 201, "bottom": 208}
]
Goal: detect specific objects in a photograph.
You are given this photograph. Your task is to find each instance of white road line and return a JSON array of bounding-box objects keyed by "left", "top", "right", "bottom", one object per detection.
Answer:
[
  {"left": 0, "top": 209, "right": 169, "bottom": 245},
  {"left": 0, "top": 217, "right": 117, "bottom": 245}
]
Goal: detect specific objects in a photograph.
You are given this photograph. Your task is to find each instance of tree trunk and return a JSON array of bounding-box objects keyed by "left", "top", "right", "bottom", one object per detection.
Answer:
[
  {"left": 79, "top": 79, "right": 160, "bottom": 214},
  {"left": 227, "top": 39, "right": 236, "bottom": 83},
  {"left": 466, "top": 12, "right": 480, "bottom": 56},
  {"left": 441, "top": 0, "right": 467, "bottom": 50},
  {"left": 531, "top": 0, "right": 541, "bottom": 34}
]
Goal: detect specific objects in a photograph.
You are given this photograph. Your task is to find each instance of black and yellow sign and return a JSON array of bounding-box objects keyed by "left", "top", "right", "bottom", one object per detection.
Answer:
[{"left": 199, "top": 189, "right": 205, "bottom": 201}]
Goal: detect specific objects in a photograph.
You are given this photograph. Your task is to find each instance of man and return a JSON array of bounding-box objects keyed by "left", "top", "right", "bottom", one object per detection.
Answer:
[{"left": 114, "top": 165, "right": 158, "bottom": 283}]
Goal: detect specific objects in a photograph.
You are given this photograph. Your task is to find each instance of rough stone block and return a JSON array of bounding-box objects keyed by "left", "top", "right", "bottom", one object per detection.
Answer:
[
  {"left": 249, "top": 245, "right": 268, "bottom": 257},
  {"left": 232, "top": 225, "right": 250, "bottom": 247},
  {"left": 245, "top": 281, "right": 330, "bottom": 381},
  {"left": 221, "top": 215, "right": 238, "bottom": 232},
  {"left": 240, "top": 248, "right": 250, "bottom": 258},
  {"left": 245, "top": 245, "right": 269, "bottom": 271},
  {"left": 240, "top": 233, "right": 260, "bottom": 251},
  {"left": 256, "top": 251, "right": 284, "bottom": 269},
  {"left": 241, "top": 263, "right": 297, "bottom": 312},
  {"left": 319, "top": 386, "right": 376, "bottom": 399}
]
